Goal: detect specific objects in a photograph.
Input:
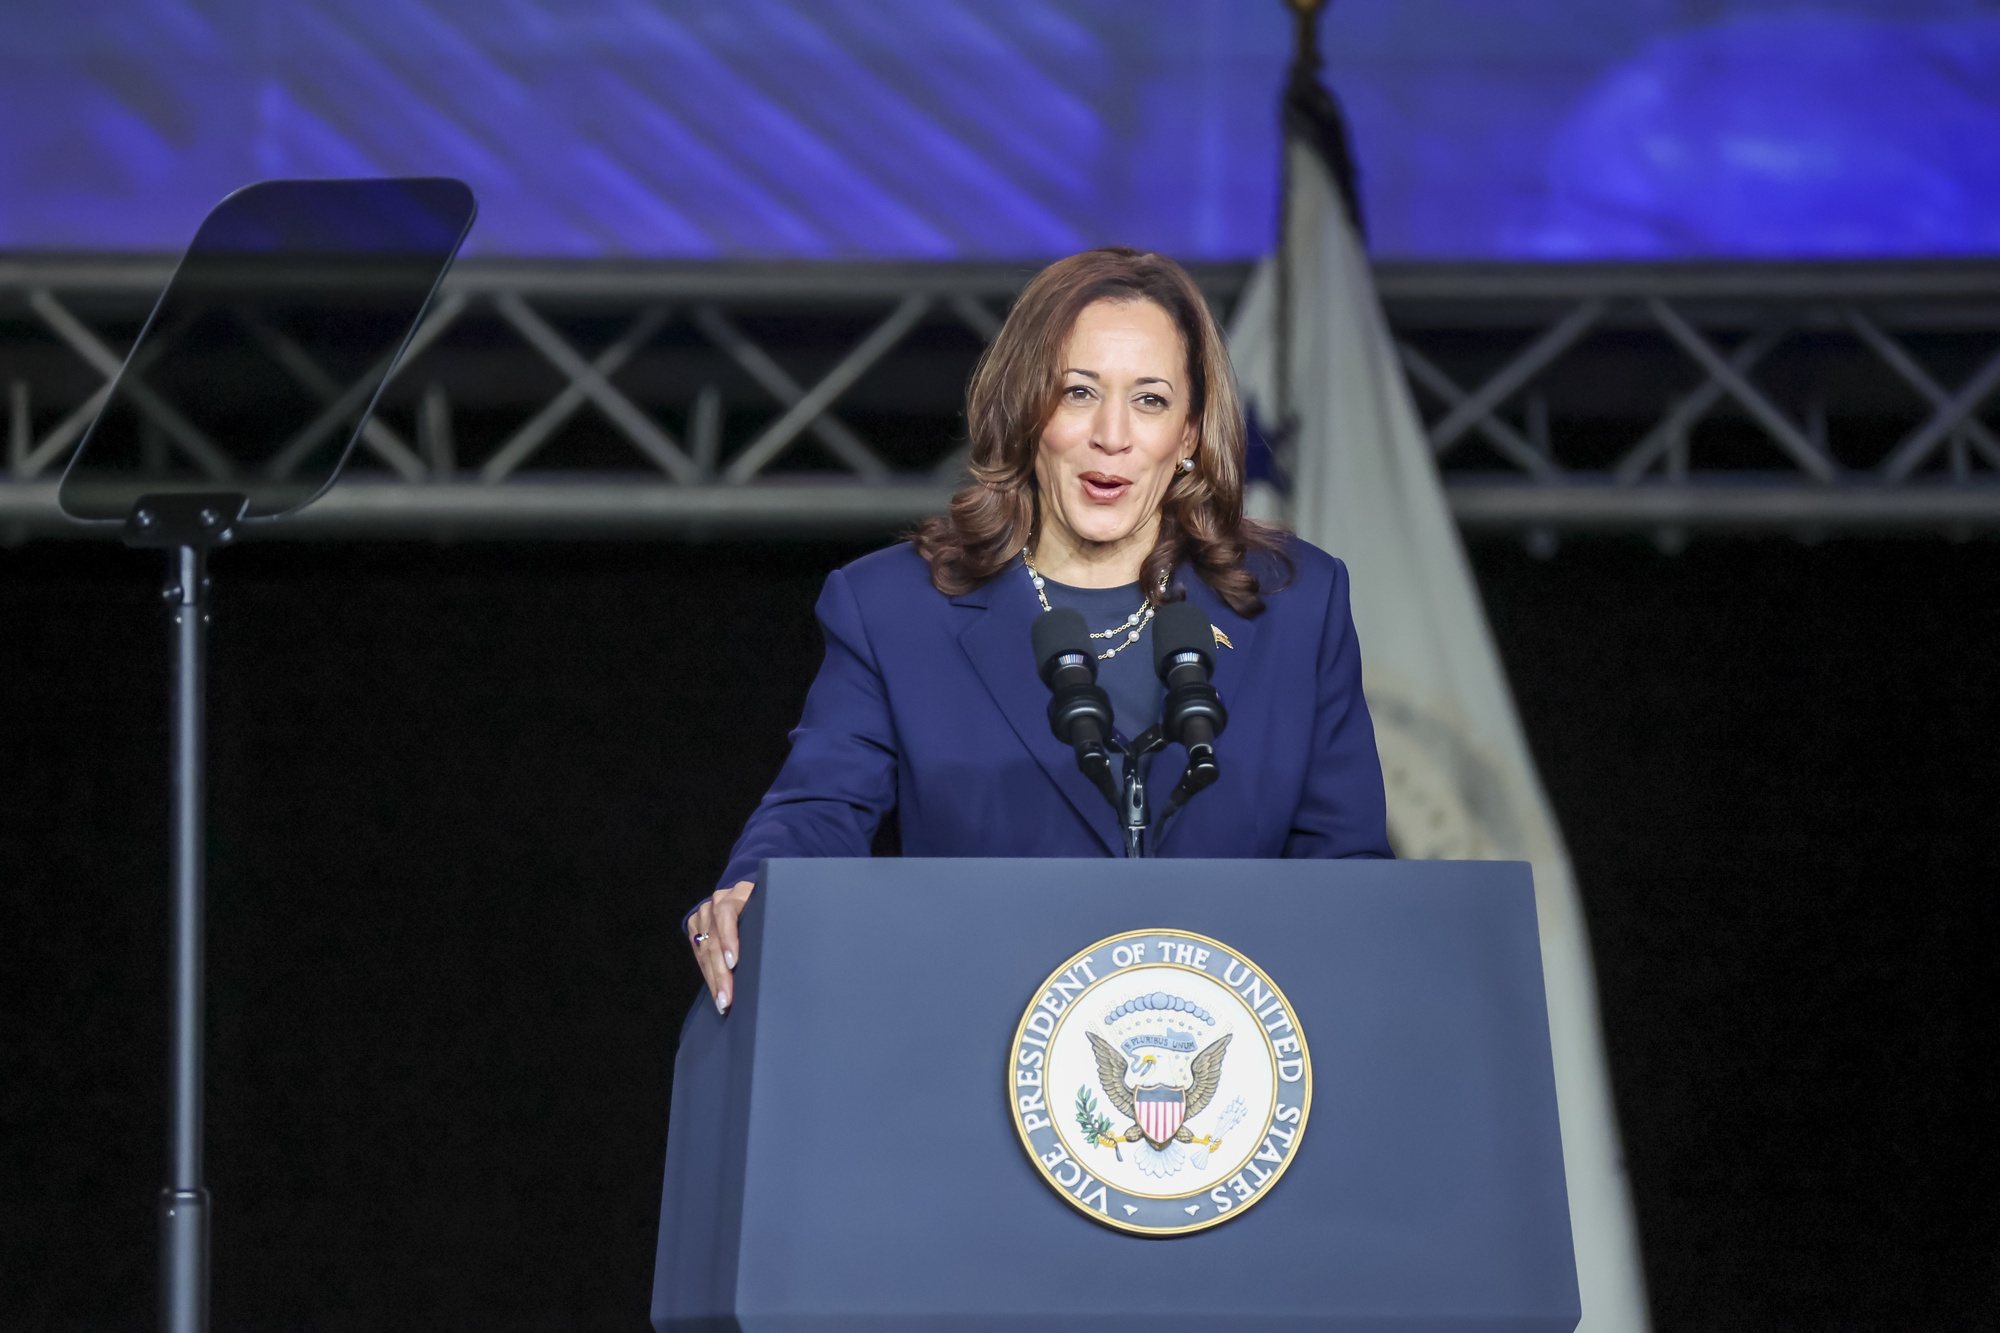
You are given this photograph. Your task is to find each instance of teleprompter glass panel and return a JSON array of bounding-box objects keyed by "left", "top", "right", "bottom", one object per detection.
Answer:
[{"left": 59, "top": 177, "right": 476, "bottom": 523}]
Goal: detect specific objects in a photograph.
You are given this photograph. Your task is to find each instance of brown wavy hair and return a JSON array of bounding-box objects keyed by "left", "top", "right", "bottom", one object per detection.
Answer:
[{"left": 912, "top": 247, "right": 1288, "bottom": 616}]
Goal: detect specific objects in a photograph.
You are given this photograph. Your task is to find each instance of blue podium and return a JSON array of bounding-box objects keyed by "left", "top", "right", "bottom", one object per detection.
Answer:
[{"left": 652, "top": 858, "right": 1579, "bottom": 1332}]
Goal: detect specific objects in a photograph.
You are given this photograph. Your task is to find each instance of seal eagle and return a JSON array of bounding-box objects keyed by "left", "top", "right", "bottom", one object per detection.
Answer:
[{"left": 1085, "top": 1030, "right": 1232, "bottom": 1149}]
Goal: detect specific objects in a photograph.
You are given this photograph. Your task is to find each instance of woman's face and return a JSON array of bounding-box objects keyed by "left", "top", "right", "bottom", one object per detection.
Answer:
[{"left": 1032, "top": 297, "right": 1193, "bottom": 569}]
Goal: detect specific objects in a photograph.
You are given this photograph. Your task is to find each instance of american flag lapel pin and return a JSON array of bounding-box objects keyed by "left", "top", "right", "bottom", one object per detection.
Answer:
[{"left": 1212, "top": 625, "right": 1233, "bottom": 650}]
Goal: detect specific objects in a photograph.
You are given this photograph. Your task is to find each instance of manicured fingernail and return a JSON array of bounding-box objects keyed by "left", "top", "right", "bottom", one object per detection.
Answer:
[
  {"left": 714, "top": 991, "right": 729, "bottom": 1016},
  {"left": 724, "top": 951, "right": 736, "bottom": 970}
]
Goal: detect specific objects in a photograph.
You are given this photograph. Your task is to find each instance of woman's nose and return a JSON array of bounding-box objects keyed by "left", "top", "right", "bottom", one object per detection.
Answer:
[{"left": 1092, "top": 402, "right": 1131, "bottom": 452}]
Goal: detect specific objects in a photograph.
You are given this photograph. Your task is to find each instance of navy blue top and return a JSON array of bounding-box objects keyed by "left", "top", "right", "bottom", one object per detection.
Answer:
[{"left": 1036, "top": 576, "right": 1163, "bottom": 742}]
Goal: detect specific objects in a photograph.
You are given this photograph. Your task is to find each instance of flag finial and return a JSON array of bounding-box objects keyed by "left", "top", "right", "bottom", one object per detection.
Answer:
[{"left": 1285, "top": 0, "right": 1326, "bottom": 76}]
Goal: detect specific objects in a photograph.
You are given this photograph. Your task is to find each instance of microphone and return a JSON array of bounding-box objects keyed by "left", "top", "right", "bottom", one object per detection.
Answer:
[
  {"left": 1032, "top": 608, "right": 1118, "bottom": 802},
  {"left": 1151, "top": 601, "right": 1228, "bottom": 801}
]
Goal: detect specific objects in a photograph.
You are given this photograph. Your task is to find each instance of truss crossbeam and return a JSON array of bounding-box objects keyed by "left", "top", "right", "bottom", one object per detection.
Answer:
[{"left": 6, "top": 258, "right": 2000, "bottom": 543}]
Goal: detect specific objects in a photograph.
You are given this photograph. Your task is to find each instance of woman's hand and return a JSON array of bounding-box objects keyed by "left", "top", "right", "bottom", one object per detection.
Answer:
[{"left": 687, "top": 880, "right": 755, "bottom": 1015}]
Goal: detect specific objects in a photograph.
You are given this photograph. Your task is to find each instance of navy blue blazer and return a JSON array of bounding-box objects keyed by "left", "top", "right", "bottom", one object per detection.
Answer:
[{"left": 716, "top": 536, "right": 1390, "bottom": 890}]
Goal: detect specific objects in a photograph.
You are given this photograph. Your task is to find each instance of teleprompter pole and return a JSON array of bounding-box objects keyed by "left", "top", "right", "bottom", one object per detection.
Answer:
[
  {"left": 162, "top": 539, "right": 211, "bottom": 1333},
  {"left": 128, "top": 494, "right": 244, "bottom": 1333},
  {"left": 162, "top": 538, "right": 210, "bottom": 1331}
]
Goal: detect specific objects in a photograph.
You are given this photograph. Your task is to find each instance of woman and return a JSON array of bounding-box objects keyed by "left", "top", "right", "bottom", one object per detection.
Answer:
[{"left": 685, "top": 247, "right": 1389, "bottom": 1014}]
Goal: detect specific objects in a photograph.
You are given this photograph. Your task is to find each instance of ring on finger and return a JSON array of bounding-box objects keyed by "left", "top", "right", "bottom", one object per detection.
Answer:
[{"left": 691, "top": 931, "right": 710, "bottom": 946}]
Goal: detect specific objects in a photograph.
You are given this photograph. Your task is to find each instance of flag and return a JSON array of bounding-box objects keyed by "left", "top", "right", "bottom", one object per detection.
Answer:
[{"left": 1227, "top": 98, "right": 1653, "bottom": 1333}]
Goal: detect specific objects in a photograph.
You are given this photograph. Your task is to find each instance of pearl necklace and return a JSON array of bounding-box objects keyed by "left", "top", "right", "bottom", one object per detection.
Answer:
[{"left": 1021, "top": 544, "right": 1168, "bottom": 661}]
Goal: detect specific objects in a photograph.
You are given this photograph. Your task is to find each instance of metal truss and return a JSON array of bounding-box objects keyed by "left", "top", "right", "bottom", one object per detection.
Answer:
[{"left": 4, "top": 256, "right": 2000, "bottom": 542}]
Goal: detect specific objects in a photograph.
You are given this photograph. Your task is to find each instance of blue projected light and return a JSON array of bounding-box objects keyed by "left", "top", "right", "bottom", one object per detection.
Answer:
[
  {"left": 1, "top": 0, "right": 1995, "bottom": 261},
  {"left": 1532, "top": 10, "right": 2000, "bottom": 258}
]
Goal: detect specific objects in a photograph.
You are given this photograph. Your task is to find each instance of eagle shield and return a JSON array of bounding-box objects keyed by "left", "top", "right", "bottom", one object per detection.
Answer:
[{"left": 1136, "top": 1086, "right": 1185, "bottom": 1143}]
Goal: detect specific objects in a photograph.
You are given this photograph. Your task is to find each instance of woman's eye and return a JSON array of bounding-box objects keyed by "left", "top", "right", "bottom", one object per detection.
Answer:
[
  {"left": 1064, "top": 384, "right": 1094, "bottom": 401},
  {"left": 1137, "top": 393, "right": 1168, "bottom": 410}
]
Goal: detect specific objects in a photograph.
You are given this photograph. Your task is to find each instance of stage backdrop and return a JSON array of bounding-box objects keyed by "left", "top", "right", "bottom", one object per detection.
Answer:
[{"left": 3, "top": 0, "right": 1998, "bottom": 261}]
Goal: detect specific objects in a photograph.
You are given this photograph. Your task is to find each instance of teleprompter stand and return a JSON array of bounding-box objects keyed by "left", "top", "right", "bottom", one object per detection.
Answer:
[{"left": 58, "top": 178, "right": 476, "bottom": 1333}]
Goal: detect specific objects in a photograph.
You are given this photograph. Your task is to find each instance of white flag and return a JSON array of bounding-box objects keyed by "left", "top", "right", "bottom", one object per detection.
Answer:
[{"left": 1229, "top": 140, "right": 1652, "bottom": 1332}]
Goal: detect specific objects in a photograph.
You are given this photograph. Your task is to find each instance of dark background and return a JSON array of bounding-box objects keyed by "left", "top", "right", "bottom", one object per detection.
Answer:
[{"left": 4, "top": 531, "right": 1997, "bottom": 1330}]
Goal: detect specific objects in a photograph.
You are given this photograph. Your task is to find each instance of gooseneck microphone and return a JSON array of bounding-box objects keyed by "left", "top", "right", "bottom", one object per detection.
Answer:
[
  {"left": 1152, "top": 601, "right": 1228, "bottom": 805},
  {"left": 1032, "top": 608, "right": 1119, "bottom": 804}
]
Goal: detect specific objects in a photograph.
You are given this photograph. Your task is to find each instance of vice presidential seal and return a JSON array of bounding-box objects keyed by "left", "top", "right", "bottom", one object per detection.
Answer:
[{"left": 1007, "top": 929, "right": 1311, "bottom": 1235}]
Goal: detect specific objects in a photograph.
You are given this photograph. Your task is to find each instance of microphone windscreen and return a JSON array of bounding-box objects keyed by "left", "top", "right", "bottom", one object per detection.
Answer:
[
  {"left": 1151, "top": 601, "right": 1214, "bottom": 678},
  {"left": 1032, "top": 607, "right": 1095, "bottom": 683}
]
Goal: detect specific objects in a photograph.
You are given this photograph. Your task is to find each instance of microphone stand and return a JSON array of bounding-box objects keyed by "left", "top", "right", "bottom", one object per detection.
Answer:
[
  {"left": 1038, "top": 607, "right": 1220, "bottom": 859},
  {"left": 1116, "top": 729, "right": 1168, "bottom": 858}
]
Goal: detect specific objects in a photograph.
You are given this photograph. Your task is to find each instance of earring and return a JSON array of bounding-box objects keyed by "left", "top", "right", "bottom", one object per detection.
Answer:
[{"left": 1176, "top": 457, "right": 1195, "bottom": 474}]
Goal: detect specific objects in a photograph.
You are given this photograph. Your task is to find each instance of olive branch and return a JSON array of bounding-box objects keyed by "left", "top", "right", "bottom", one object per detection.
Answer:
[{"left": 1075, "top": 1086, "right": 1119, "bottom": 1158}]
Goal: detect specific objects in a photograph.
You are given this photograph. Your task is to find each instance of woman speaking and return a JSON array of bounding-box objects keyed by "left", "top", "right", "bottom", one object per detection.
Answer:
[{"left": 685, "top": 247, "right": 1390, "bottom": 1014}]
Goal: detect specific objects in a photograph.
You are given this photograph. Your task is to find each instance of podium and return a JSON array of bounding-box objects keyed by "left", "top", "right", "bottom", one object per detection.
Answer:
[{"left": 652, "top": 858, "right": 1579, "bottom": 1332}]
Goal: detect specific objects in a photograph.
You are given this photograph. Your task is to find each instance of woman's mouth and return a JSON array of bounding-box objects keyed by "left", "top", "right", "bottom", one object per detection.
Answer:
[{"left": 1078, "top": 472, "right": 1132, "bottom": 504}]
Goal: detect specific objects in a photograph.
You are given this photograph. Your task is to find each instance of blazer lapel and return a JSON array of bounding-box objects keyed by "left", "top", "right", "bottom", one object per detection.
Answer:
[
  {"left": 1177, "top": 564, "right": 1260, "bottom": 721},
  {"left": 955, "top": 575, "right": 1122, "bottom": 857}
]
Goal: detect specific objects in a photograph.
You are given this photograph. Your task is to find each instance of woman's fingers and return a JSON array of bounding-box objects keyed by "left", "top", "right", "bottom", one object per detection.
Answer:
[
  {"left": 689, "top": 881, "right": 757, "bottom": 1016},
  {"left": 687, "top": 902, "right": 731, "bottom": 1014},
  {"left": 712, "top": 880, "right": 754, "bottom": 972}
]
